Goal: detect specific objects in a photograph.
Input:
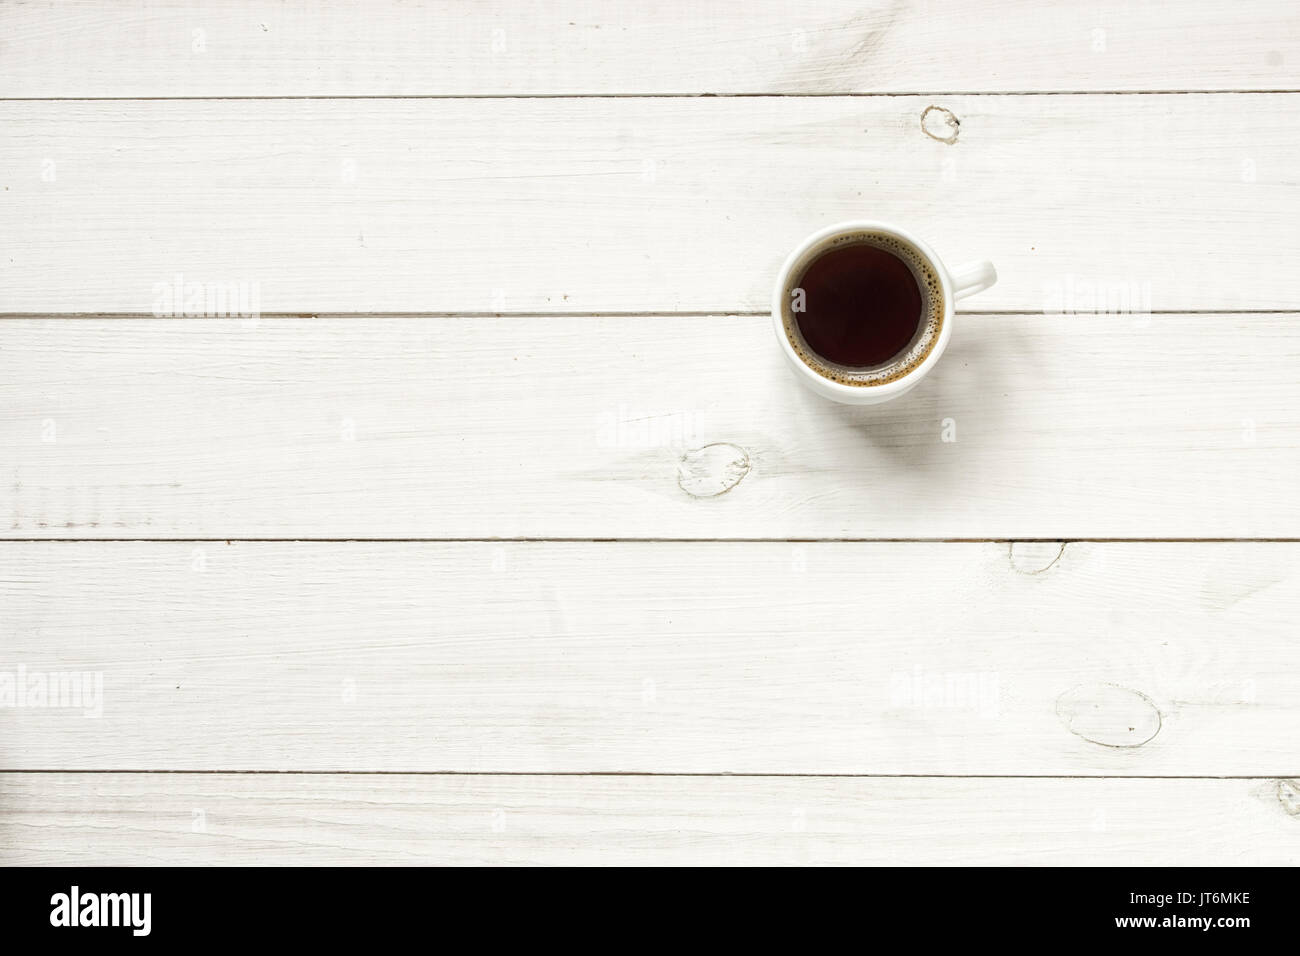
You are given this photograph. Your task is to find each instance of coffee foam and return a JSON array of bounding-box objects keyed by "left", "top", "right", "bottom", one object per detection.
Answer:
[{"left": 781, "top": 232, "right": 944, "bottom": 386}]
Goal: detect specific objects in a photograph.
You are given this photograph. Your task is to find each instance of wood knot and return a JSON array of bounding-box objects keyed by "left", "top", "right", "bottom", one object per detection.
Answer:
[
  {"left": 1009, "top": 541, "right": 1066, "bottom": 575},
  {"left": 1278, "top": 779, "right": 1300, "bottom": 816},
  {"left": 1056, "top": 683, "right": 1162, "bottom": 748},
  {"left": 921, "top": 105, "right": 960, "bottom": 145},
  {"left": 677, "top": 443, "right": 750, "bottom": 498}
]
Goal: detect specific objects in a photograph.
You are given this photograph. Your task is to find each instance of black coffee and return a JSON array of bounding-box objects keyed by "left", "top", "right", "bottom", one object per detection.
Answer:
[{"left": 794, "top": 243, "right": 925, "bottom": 368}]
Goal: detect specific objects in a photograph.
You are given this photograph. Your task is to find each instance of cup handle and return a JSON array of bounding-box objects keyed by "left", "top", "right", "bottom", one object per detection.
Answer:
[{"left": 948, "top": 260, "right": 997, "bottom": 301}]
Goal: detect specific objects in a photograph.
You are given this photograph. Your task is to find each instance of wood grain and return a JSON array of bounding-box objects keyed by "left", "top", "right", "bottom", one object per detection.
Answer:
[
  {"left": 2, "top": 1, "right": 1296, "bottom": 96},
  {"left": 4, "top": 2, "right": 1297, "bottom": 869},
  {"left": 3, "top": 773, "right": 1296, "bottom": 865},
  {"left": 2, "top": 314, "right": 1297, "bottom": 539},
  {"left": 1, "top": 96, "right": 1296, "bottom": 313},
  {"left": 2, "top": 541, "right": 1297, "bottom": 774}
]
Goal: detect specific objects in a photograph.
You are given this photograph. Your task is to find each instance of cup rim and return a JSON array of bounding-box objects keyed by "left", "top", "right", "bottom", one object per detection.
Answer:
[{"left": 771, "top": 220, "right": 955, "bottom": 400}]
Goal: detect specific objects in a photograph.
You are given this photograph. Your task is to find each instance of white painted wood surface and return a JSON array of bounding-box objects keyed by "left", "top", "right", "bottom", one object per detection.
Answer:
[
  {"left": 4, "top": 775, "right": 1297, "bottom": 866},
  {"left": 2, "top": 95, "right": 1296, "bottom": 314},
  {"left": 2, "top": 1, "right": 1296, "bottom": 96},
  {"left": 2, "top": 315, "right": 1297, "bottom": 539},
  {"left": 1, "top": 1, "right": 1297, "bottom": 866},
  {"left": 2, "top": 541, "right": 1297, "bottom": 774}
]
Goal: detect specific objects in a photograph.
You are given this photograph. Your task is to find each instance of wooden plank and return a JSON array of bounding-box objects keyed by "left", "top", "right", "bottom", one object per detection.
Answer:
[
  {"left": 2, "top": 314, "right": 1298, "bottom": 539},
  {"left": 1, "top": 541, "right": 1298, "bottom": 774},
  {"left": 2, "top": 1, "right": 1296, "bottom": 97},
  {"left": 2, "top": 773, "right": 1296, "bottom": 865},
  {"left": 1, "top": 95, "right": 1295, "bottom": 314}
]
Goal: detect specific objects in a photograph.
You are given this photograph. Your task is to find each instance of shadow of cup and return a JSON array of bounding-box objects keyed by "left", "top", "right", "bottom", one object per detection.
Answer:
[{"left": 792, "top": 316, "right": 1036, "bottom": 499}]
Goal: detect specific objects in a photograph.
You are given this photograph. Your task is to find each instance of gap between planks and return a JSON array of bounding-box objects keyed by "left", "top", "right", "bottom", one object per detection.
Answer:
[
  {"left": 2, "top": 770, "right": 1295, "bottom": 779},
  {"left": 6, "top": 538, "right": 1300, "bottom": 544},
  {"left": 3, "top": 91, "right": 1300, "bottom": 101},
  {"left": 0, "top": 310, "right": 1294, "bottom": 319}
]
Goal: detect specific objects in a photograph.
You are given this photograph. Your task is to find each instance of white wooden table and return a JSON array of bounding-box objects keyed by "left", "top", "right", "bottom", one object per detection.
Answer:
[{"left": 2, "top": 0, "right": 1298, "bottom": 865}]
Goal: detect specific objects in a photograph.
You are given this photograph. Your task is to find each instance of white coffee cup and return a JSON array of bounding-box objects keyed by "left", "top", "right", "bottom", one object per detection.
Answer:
[{"left": 772, "top": 221, "right": 996, "bottom": 405}]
